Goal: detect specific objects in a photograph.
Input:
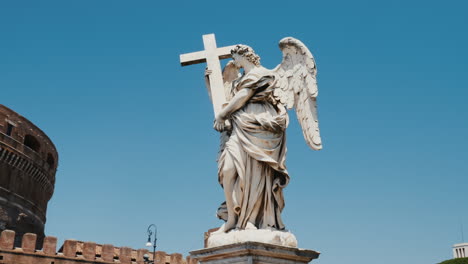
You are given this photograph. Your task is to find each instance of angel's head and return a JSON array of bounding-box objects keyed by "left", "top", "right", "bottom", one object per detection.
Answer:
[{"left": 231, "top": 45, "right": 261, "bottom": 68}]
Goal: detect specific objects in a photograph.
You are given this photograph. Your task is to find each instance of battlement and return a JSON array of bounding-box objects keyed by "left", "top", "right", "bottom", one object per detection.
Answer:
[{"left": 0, "top": 230, "right": 197, "bottom": 264}]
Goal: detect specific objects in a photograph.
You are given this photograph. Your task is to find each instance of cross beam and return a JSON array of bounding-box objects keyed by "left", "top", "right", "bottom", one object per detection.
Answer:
[{"left": 180, "top": 34, "right": 236, "bottom": 116}]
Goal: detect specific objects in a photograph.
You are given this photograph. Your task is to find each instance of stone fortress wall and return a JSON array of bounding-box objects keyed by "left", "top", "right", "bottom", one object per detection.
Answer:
[
  {"left": 0, "top": 105, "right": 59, "bottom": 247},
  {"left": 0, "top": 230, "right": 196, "bottom": 264},
  {"left": 0, "top": 105, "right": 194, "bottom": 263}
]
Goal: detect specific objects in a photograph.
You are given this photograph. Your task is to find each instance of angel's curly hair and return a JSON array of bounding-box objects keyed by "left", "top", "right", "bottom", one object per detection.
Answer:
[{"left": 231, "top": 44, "right": 260, "bottom": 66}]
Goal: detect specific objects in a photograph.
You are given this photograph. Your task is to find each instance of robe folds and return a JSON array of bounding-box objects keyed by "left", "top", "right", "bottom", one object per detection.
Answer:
[{"left": 217, "top": 68, "right": 290, "bottom": 230}]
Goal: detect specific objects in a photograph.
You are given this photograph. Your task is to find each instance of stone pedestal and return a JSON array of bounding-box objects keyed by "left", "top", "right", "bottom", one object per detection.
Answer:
[
  {"left": 190, "top": 242, "right": 319, "bottom": 264},
  {"left": 207, "top": 228, "right": 298, "bottom": 248}
]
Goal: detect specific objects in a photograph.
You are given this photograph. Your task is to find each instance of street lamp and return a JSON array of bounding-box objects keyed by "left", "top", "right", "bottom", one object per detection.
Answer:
[{"left": 144, "top": 224, "right": 157, "bottom": 264}]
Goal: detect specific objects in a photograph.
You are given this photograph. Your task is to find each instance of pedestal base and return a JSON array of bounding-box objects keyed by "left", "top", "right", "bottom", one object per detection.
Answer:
[
  {"left": 207, "top": 228, "right": 298, "bottom": 248},
  {"left": 190, "top": 242, "right": 320, "bottom": 264}
]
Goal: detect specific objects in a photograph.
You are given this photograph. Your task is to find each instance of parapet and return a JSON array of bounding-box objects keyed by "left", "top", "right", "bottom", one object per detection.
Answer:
[{"left": 0, "top": 230, "right": 198, "bottom": 264}]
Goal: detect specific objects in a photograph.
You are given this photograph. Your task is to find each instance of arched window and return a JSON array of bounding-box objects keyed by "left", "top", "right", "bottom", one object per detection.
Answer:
[
  {"left": 24, "top": 134, "right": 40, "bottom": 152},
  {"left": 6, "top": 123, "right": 13, "bottom": 136},
  {"left": 47, "top": 153, "right": 55, "bottom": 168}
]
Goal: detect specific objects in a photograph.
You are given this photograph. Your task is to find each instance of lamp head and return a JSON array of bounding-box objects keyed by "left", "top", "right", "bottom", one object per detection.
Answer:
[{"left": 146, "top": 234, "right": 152, "bottom": 247}]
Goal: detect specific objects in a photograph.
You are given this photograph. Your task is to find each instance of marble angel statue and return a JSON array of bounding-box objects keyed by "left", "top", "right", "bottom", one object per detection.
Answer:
[{"left": 208, "top": 37, "right": 323, "bottom": 236}]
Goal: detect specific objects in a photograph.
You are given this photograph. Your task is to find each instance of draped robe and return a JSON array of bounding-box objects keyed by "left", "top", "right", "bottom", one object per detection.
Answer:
[{"left": 217, "top": 67, "right": 290, "bottom": 230}]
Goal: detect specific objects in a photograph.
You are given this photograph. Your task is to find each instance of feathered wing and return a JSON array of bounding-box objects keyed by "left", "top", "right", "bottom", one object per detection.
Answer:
[{"left": 273, "top": 37, "right": 322, "bottom": 150}]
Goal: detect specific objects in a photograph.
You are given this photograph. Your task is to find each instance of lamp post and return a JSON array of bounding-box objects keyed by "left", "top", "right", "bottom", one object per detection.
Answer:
[{"left": 144, "top": 224, "right": 157, "bottom": 264}]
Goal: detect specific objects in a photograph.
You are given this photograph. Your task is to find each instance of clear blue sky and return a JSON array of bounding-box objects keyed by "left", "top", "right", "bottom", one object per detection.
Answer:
[{"left": 1, "top": 1, "right": 467, "bottom": 263}]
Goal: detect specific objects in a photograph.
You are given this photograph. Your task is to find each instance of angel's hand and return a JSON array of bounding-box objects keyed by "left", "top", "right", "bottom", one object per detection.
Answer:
[
  {"left": 213, "top": 113, "right": 226, "bottom": 132},
  {"left": 213, "top": 119, "right": 225, "bottom": 132},
  {"left": 213, "top": 114, "right": 232, "bottom": 132}
]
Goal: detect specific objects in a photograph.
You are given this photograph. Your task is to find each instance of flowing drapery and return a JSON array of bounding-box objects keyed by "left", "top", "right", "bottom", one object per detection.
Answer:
[{"left": 217, "top": 69, "right": 290, "bottom": 230}]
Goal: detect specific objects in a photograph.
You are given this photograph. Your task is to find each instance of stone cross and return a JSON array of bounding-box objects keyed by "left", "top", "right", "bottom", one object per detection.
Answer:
[{"left": 180, "top": 34, "right": 236, "bottom": 116}]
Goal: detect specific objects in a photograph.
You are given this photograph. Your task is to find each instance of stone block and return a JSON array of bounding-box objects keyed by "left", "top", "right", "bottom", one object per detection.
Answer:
[
  {"left": 207, "top": 229, "right": 297, "bottom": 248},
  {"left": 154, "top": 251, "right": 166, "bottom": 264},
  {"left": 204, "top": 228, "right": 219, "bottom": 248},
  {"left": 43, "top": 236, "right": 57, "bottom": 255},
  {"left": 0, "top": 230, "right": 15, "bottom": 250},
  {"left": 186, "top": 255, "right": 199, "bottom": 264},
  {"left": 190, "top": 241, "right": 320, "bottom": 264},
  {"left": 83, "top": 242, "right": 96, "bottom": 260},
  {"left": 137, "top": 248, "right": 149, "bottom": 264},
  {"left": 21, "top": 233, "right": 37, "bottom": 253},
  {"left": 102, "top": 244, "right": 114, "bottom": 262},
  {"left": 63, "top": 239, "right": 77, "bottom": 258},
  {"left": 120, "top": 246, "right": 132, "bottom": 263},
  {"left": 171, "top": 253, "right": 183, "bottom": 264}
]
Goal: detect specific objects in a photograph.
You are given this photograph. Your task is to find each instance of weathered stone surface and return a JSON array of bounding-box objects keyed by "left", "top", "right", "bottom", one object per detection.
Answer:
[
  {"left": 0, "top": 230, "right": 185, "bottom": 264},
  {"left": 186, "top": 256, "right": 198, "bottom": 264},
  {"left": 43, "top": 236, "right": 57, "bottom": 255},
  {"left": 154, "top": 251, "right": 167, "bottom": 264},
  {"left": 0, "top": 230, "right": 15, "bottom": 249},
  {"left": 191, "top": 241, "right": 320, "bottom": 264},
  {"left": 0, "top": 105, "right": 59, "bottom": 248},
  {"left": 83, "top": 242, "right": 96, "bottom": 260},
  {"left": 21, "top": 233, "right": 37, "bottom": 253},
  {"left": 170, "top": 253, "right": 183, "bottom": 264},
  {"left": 136, "top": 248, "right": 149, "bottom": 264},
  {"left": 63, "top": 239, "right": 77, "bottom": 257},
  {"left": 101, "top": 244, "right": 114, "bottom": 262},
  {"left": 207, "top": 228, "right": 297, "bottom": 248},
  {"left": 120, "top": 246, "right": 132, "bottom": 264}
]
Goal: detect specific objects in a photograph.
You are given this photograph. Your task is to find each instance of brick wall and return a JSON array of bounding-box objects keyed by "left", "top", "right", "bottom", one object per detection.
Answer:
[
  {"left": 0, "top": 104, "right": 59, "bottom": 247},
  {"left": 0, "top": 230, "right": 198, "bottom": 264}
]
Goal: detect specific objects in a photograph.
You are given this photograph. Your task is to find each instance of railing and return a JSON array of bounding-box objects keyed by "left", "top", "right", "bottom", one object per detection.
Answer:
[
  {"left": 0, "top": 144, "right": 55, "bottom": 200},
  {"left": 0, "top": 132, "right": 51, "bottom": 170}
]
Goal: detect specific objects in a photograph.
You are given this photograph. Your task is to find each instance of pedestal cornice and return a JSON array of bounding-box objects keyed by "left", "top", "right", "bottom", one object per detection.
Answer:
[{"left": 190, "top": 242, "right": 320, "bottom": 264}]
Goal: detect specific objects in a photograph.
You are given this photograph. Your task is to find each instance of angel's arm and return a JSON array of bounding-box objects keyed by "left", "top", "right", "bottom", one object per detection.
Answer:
[
  {"left": 217, "top": 72, "right": 276, "bottom": 121},
  {"left": 213, "top": 88, "right": 255, "bottom": 132},
  {"left": 218, "top": 88, "right": 255, "bottom": 119},
  {"left": 213, "top": 88, "right": 254, "bottom": 132}
]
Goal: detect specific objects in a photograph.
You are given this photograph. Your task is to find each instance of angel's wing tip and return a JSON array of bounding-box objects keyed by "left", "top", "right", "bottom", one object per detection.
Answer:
[
  {"left": 279, "top": 37, "right": 298, "bottom": 48},
  {"left": 307, "top": 144, "right": 323, "bottom": 151},
  {"left": 280, "top": 37, "right": 294, "bottom": 41}
]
